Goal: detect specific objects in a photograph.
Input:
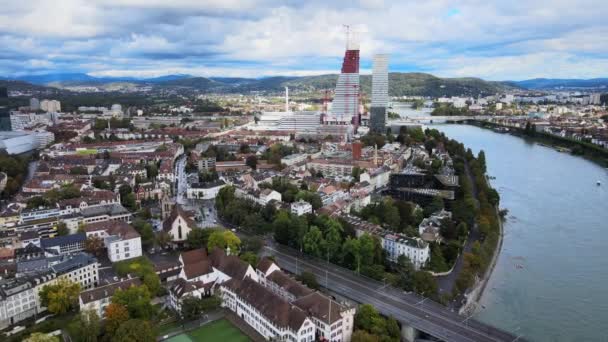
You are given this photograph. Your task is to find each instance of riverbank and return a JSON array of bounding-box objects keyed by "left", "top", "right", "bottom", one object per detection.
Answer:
[
  {"left": 459, "top": 205, "right": 504, "bottom": 316},
  {"left": 468, "top": 120, "right": 608, "bottom": 167}
]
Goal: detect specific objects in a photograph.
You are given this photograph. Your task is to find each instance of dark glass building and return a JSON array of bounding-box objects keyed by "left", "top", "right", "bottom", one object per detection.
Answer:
[
  {"left": 370, "top": 106, "right": 386, "bottom": 134},
  {"left": 0, "top": 87, "right": 10, "bottom": 131}
]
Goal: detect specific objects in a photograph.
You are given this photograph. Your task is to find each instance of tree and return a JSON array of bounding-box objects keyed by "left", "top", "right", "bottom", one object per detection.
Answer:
[
  {"left": 186, "top": 228, "right": 214, "bottom": 249},
  {"left": 324, "top": 221, "right": 343, "bottom": 261},
  {"left": 351, "top": 330, "right": 379, "bottom": 342},
  {"left": 303, "top": 226, "right": 324, "bottom": 258},
  {"left": 342, "top": 237, "right": 361, "bottom": 273},
  {"left": 297, "top": 271, "right": 320, "bottom": 290},
  {"left": 412, "top": 271, "right": 438, "bottom": 297},
  {"left": 23, "top": 333, "right": 59, "bottom": 342},
  {"left": 424, "top": 196, "right": 444, "bottom": 217},
  {"left": 156, "top": 230, "right": 172, "bottom": 249},
  {"left": 67, "top": 309, "right": 101, "bottom": 342},
  {"left": 181, "top": 296, "right": 204, "bottom": 321},
  {"left": 56, "top": 222, "right": 69, "bottom": 236},
  {"left": 354, "top": 304, "right": 381, "bottom": 332},
  {"left": 111, "top": 285, "right": 155, "bottom": 320},
  {"left": 104, "top": 303, "right": 129, "bottom": 336},
  {"left": 477, "top": 150, "right": 487, "bottom": 173},
  {"left": 207, "top": 230, "right": 241, "bottom": 254},
  {"left": 113, "top": 319, "right": 156, "bottom": 342},
  {"left": 246, "top": 155, "right": 258, "bottom": 170},
  {"left": 84, "top": 236, "right": 104, "bottom": 257},
  {"left": 358, "top": 234, "right": 375, "bottom": 267},
  {"left": 39, "top": 279, "right": 81, "bottom": 314},
  {"left": 240, "top": 251, "right": 258, "bottom": 266}
]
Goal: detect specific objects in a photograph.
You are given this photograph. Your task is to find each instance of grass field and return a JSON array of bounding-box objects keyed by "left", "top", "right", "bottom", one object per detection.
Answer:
[{"left": 167, "top": 319, "right": 249, "bottom": 342}]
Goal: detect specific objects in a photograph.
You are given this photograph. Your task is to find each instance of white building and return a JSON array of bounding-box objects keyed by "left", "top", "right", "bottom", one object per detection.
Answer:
[
  {"left": 221, "top": 278, "right": 317, "bottom": 342},
  {"left": 256, "top": 259, "right": 355, "bottom": 342},
  {"left": 79, "top": 277, "right": 141, "bottom": 318},
  {"left": 186, "top": 180, "right": 226, "bottom": 200},
  {"left": 0, "top": 253, "right": 99, "bottom": 329},
  {"left": 162, "top": 205, "right": 196, "bottom": 244},
  {"left": 84, "top": 221, "right": 142, "bottom": 262},
  {"left": 291, "top": 200, "right": 313, "bottom": 216},
  {"left": 344, "top": 215, "right": 430, "bottom": 269},
  {"left": 281, "top": 153, "right": 308, "bottom": 166},
  {"left": 40, "top": 100, "right": 61, "bottom": 113},
  {"left": 259, "top": 189, "right": 282, "bottom": 205}
]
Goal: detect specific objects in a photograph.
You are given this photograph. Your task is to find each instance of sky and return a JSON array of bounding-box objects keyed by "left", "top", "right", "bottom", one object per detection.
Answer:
[{"left": 0, "top": 0, "right": 607, "bottom": 81}]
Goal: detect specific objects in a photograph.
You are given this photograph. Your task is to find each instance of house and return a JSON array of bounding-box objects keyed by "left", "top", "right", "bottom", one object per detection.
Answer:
[
  {"left": 259, "top": 189, "right": 282, "bottom": 205},
  {"left": 343, "top": 215, "right": 430, "bottom": 269},
  {"left": 162, "top": 205, "right": 197, "bottom": 245},
  {"left": 79, "top": 277, "right": 141, "bottom": 317},
  {"left": 84, "top": 221, "right": 142, "bottom": 262},
  {"left": 291, "top": 200, "right": 313, "bottom": 216}
]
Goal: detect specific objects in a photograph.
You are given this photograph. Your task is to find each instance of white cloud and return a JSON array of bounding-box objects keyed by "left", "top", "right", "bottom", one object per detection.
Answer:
[{"left": 0, "top": 0, "right": 607, "bottom": 79}]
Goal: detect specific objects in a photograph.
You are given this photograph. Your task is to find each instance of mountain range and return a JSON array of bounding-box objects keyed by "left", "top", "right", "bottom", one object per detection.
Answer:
[{"left": 2, "top": 72, "right": 607, "bottom": 96}]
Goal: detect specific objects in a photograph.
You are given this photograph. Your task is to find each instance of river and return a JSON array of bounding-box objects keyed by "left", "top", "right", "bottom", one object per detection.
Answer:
[
  {"left": 391, "top": 104, "right": 608, "bottom": 341},
  {"left": 435, "top": 124, "right": 608, "bottom": 341}
]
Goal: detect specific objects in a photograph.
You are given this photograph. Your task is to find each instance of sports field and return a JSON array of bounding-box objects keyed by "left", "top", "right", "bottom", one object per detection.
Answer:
[{"left": 167, "top": 319, "right": 249, "bottom": 342}]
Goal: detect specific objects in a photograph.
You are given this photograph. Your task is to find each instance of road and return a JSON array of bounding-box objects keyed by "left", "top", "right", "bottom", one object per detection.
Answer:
[
  {"left": 264, "top": 244, "right": 522, "bottom": 342},
  {"left": 175, "top": 155, "right": 187, "bottom": 205}
]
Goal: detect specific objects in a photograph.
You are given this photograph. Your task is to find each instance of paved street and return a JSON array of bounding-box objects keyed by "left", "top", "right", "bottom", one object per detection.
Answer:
[{"left": 264, "top": 244, "right": 521, "bottom": 342}]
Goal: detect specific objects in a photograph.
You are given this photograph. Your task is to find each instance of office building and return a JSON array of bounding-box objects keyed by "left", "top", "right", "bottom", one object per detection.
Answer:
[
  {"left": 29, "top": 98, "right": 40, "bottom": 111},
  {"left": 326, "top": 31, "right": 360, "bottom": 126},
  {"left": 0, "top": 87, "right": 9, "bottom": 131},
  {"left": 370, "top": 54, "right": 389, "bottom": 134}
]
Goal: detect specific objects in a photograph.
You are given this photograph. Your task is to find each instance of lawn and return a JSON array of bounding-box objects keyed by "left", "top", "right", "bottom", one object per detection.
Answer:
[{"left": 167, "top": 319, "right": 249, "bottom": 342}]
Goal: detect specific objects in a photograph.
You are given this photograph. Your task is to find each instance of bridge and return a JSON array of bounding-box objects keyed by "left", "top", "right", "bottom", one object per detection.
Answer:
[
  {"left": 389, "top": 115, "right": 528, "bottom": 124},
  {"left": 264, "top": 244, "right": 524, "bottom": 342}
]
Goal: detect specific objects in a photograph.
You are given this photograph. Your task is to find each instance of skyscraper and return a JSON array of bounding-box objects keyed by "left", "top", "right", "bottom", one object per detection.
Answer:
[
  {"left": 370, "top": 54, "right": 389, "bottom": 134},
  {"left": 326, "top": 29, "right": 360, "bottom": 126},
  {"left": 0, "top": 87, "right": 10, "bottom": 131}
]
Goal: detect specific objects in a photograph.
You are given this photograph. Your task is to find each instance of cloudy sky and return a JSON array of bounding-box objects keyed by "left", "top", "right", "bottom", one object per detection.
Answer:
[{"left": 1, "top": 0, "right": 607, "bottom": 80}]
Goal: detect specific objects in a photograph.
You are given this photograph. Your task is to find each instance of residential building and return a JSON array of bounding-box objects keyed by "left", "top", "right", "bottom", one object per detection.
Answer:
[
  {"left": 84, "top": 221, "right": 142, "bottom": 262},
  {"left": 40, "top": 233, "right": 86, "bottom": 255},
  {"left": 79, "top": 277, "right": 141, "bottom": 317},
  {"left": 197, "top": 157, "right": 216, "bottom": 172},
  {"left": 281, "top": 153, "right": 308, "bottom": 166},
  {"left": 291, "top": 200, "right": 313, "bottom": 216},
  {"left": 343, "top": 215, "right": 430, "bottom": 269}
]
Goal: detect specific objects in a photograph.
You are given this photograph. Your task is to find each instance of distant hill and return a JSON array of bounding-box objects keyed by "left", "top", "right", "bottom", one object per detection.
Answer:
[
  {"left": 510, "top": 78, "right": 608, "bottom": 90},
  {"left": 283, "top": 73, "right": 517, "bottom": 97},
  {"left": 2, "top": 72, "right": 519, "bottom": 96},
  {"left": 0, "top": 79, "right": 59, "bottom": 93}
]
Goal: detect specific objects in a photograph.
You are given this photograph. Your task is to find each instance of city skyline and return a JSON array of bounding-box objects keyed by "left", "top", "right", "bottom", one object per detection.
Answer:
[{"left": 1, "top": 1, "right": 607, "bottom": 81}]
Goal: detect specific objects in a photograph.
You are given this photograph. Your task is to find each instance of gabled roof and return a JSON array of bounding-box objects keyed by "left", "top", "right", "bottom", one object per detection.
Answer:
[
  {"left": 169, "top": 278, "right": 214, "bottom": 298},
  {"left": 79, "top": 277, "right": 141, "bottom": 304},
  {"left": 223, "top": 277, "right": 308, "bottom": 332},
  {"left": 256, "top": 257, "right": 276, "bottom": 274},
  {"left": 162, "top": 205, "right": 196, "bottom": 232},
  {"left": 266, "top": 270, "right": 313, "bottom": 299},
  {"left": 292, "top": 292, "right": 345, "bottom": 325}
]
